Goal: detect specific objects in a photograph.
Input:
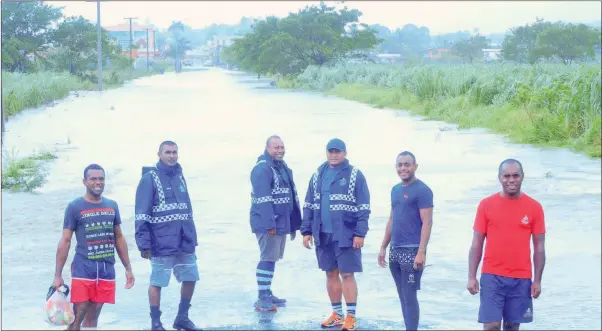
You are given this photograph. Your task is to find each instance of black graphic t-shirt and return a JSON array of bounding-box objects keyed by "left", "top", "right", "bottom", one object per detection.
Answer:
[{"left": 63, "top": 197, "right": 122, "bottom": 264}]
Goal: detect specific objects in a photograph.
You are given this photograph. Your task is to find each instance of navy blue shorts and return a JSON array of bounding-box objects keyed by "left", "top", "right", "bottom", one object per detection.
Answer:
[
  {"left": 479, "top": 273, "right": 534, "bottom": 324},
  {"left": 315, "top": 233, "right": 362, "bottom": 273}
]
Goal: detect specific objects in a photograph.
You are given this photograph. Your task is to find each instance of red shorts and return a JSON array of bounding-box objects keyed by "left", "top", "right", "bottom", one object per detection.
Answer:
[{"left": 70, "top": 256, "right": 116, "bottom": 304}]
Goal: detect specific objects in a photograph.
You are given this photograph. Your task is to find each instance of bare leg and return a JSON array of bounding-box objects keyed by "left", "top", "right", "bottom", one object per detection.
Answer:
[
  {"left": 326, "top": 269, "right": 343, "bottom": 304},
  {"left": 149, "top": 285, "right": 161, "bottom": 306},
  {"left": 81, "top": 303, "right": 104, "bottom": 328},
  {"left": 503, "top": 322, "right": 520, "bottom": 330},
  {"left": 484, "top": 322, "right": 502, "bottom": 330},
  {"left": 181, "top": 281, "right": 196, "bottom": 299},
  {"left": 340, "top": 272, "right": 357, "bottom": 304},
  {"left": 68, "top": 302, "right": 90, "bottom": 330}
]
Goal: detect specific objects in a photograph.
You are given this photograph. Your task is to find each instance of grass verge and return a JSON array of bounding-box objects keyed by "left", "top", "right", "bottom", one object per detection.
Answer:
[
  {"left": 1, "top": 66, "right": 167, "bottom": 192},
  {"left": 278, "top": 63, "right": 601, "bottom": 158},
  {"left": 1, "top": 149, "right": 58, "bottom": 192}
]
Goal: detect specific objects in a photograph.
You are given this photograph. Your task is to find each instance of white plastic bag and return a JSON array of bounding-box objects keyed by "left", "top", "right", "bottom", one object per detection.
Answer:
[{"left": 44, "top": 284, "right": 75, "bottom": 326}]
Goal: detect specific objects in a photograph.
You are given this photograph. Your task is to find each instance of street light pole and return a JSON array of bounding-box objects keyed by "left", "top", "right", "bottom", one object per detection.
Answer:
[
  {"left": 146, "top": 28, "right": 149, "bottom": 71},
  {"left": 123, "top": 17, "right": 138, "bottom": 61},
  {"left": 96, "top": 0, "right": 102, "bottom": 91}
]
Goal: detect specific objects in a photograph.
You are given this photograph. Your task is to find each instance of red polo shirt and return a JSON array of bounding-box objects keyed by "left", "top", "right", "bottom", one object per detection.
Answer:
[{"left": 473, "top": 193, "right": 546, "bottom": 279}]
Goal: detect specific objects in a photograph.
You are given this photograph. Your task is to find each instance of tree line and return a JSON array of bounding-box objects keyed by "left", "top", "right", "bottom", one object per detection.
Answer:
[
  {"left": 1, "top": 2, "right": 194, "bottom": 79},
  {"left": 223, "top": 3, "right": 601, "bottom": 76}
]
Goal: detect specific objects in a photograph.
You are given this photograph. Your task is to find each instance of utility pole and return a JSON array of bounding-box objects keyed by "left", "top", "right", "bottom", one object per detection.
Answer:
[
  {"left": 146, "top": 28, "right": 150, "bottom": 71},
  {"left": 123, "top": 17, "right": 138, "bottom": 61},
  {"left": 96, "top": 0, "right": 102, "bottom": 91},
  {"left": 153, "top": 29, "right": 156, "bottom": 55}
]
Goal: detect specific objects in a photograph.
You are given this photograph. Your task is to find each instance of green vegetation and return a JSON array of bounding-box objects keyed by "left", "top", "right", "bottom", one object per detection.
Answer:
[
  {"left": 223, "top": 10, "right": 600, "bottom": 158},
  {"left": 1, "top": 2, "right": 181, "bottom": 192},
  {"left": 1, "top": 149, "right": 57, "bottom": 192},
  {"left": 1, "top": 2, "right": 173, "bottom": 119},
  {"left": 2, "top": 71, "right": 92, "bottom": 117},
  {"left": 222, "top": 2, "right": 380, "bottom": 77},
  {"left": 279, "top": 63, "right": 601, "bottom": 157}
]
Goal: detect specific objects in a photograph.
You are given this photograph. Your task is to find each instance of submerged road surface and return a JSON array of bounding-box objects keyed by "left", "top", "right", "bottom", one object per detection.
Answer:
[{"left": 2, "top": 68, "right": 601, "bottom": 330}]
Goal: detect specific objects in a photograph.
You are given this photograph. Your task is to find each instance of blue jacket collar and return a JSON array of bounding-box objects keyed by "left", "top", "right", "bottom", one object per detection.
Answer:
[
  {"left": 318, "top": 158, "right": 350, "bottom": 173},
  {"left": 156, "top": 160, "right": 182, "bottom": 176}
]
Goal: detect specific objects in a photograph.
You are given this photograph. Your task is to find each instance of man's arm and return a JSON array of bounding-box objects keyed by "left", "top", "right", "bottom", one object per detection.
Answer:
[
  {"left": 55, "top": 229, "right": 74, "bottom": 279},
  {"left": 468, "top": 230, "right": 486, "bottom": 280},
  {"left": 134, "top": 174, "right": 154, "bottom": 252},
  {"left": 56, "top": 204, "right": 77, "bottom": 283},
  {"left": 380, "top": 209, "right": 393, "bottom": 250},
  {"left": 114, "top": 225, "right": 132, "bottom": 272},
  {"left": 532, "top": 234, "right": 545, "bottom": 283},
  {"left": 353, "top": 170, "right": 371, "bottom": 237},
  {"left": 418, "top": 207, "right": 433, "bottom": 254},
  {"left": 250, "top": 163, "right": 276, "bottom": 231},
  {"left": 532, "top": 203, "right": 546, "bottom": 284}
]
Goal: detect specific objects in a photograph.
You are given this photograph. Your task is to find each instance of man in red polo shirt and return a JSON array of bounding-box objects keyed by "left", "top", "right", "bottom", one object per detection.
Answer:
[{"left": 467, "top": 159, "right": 546, "bottom": 330}]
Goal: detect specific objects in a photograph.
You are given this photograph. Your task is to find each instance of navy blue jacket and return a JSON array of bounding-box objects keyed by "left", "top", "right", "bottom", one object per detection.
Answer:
[
  {"left": 134, "top": 161, "right": 198, "bottom": 257},
  {"left": 250, "top": 150, "right": 302, "bottom": 235},
  {"left": 300, "top": 159, "right": 371, "bottom": 248}
]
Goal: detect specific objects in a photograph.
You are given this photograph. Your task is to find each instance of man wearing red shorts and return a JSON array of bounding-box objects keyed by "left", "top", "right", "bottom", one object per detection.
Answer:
[
  {"left": 53, "top": 164, "right": 135, "bottom": 330},
  {"left": 467, "top": 159, "right": 546, "bottom": 330}
]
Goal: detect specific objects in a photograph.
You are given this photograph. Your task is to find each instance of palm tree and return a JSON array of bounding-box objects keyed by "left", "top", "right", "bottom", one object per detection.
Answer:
[{"left": 168, "top": 21, "right": 186, "bottom": 72}]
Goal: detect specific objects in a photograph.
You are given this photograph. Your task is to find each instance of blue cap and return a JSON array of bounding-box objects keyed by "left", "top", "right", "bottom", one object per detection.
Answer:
[{"left": 326, "top": 138, "right": 346, "bottom": 152}]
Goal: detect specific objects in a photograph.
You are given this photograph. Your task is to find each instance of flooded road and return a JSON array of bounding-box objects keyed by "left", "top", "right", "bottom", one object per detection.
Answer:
[{"left": 2, "top": 68, "right": 601, "bottom": 330}]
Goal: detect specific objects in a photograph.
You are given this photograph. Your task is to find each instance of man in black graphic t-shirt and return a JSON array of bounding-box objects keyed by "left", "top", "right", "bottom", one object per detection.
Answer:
[{"left": 53, "top": 164, "right": 135, "bottom": 330}]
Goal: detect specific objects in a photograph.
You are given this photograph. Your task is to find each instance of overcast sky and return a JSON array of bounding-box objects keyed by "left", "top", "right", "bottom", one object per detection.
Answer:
[{"left": 51, "top": 1, "right": 601, "bottom": 35}]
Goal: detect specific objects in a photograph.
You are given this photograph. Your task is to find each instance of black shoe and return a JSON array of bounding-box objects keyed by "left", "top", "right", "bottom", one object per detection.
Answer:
[
  {"left": 173, "top": 315, "right": 202, "bottom": 331},
  {"left": 151, "top": 320, "right": 166, "bottom": 331},
  {"left": 267, "top": 290, "right": 287, "bottom": 307}
]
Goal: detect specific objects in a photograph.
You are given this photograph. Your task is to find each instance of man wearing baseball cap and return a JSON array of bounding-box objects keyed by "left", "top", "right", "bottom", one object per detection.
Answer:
[{"left": 301, "top": 138, "right": 371, "bottom": 331}]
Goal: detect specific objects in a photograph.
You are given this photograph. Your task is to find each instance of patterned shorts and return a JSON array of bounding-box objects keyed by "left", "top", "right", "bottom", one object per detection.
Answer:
[{"left": 389, "top": 246, "right": 419, "bottom": 271}]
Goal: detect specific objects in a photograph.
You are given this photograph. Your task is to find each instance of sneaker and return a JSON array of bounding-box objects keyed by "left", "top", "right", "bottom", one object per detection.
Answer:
[
  {"left": 254, "top": 296, "right": 278, "bottom": 312},
  {"left": 320, "top": 311, "right": 344, "bottom": 329},
  {"left": 267, "top": 290, "right": 287, "bottom": 307},
  {"left": 342, "top": 314, "right": 358, "bottom": 331}
]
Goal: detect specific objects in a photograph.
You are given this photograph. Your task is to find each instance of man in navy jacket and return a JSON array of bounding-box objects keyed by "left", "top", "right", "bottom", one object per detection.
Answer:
[
  {"left": 250, "top": 135, "right": 302, "bottom": 311},
  {"left": 301, "top": 138, "right": 371, "bottom": 331},
  {"left": 135, "top": 141, "right": 201, "bottom": 331}
]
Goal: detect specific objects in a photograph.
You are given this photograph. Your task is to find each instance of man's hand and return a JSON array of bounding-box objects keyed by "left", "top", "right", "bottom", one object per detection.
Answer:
[
  {"left": 413, "top": 250, "right": 426, "bottom": 270},
  {"left": 353, "top": 236, "right": 364, "bottom": 249},
  {"left": 467, "top": 277, "right": 479, "bottom": 295},
  {"left": 140, "top": 250, "right": 151, "bottom": 259},
  {"left": 125, "top": 270, "right": 135, "bottom": 289},
  {"left": 531, "top": 281, "right": 542, "bottom": 298},
  {"left": 268, "top": 228, "right": 276, "bottom": 236},
  {"left": 303, "top": 235, "right": 313, "bottom": 249},
  {"left": 53, "top": 275, "right": 64, "bottom": 290},
  {"left": 290, "top": 232, "right": 296, "bottom": 241},
  {"left": 378, "top": 247, "right": 387, "bottom": 268}
]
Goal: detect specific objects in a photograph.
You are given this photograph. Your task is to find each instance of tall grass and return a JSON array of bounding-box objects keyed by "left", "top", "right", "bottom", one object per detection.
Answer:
[
  {"left": 1, "top": 148, "right": 57, "bottom": 192},
  {"left": 283, "top": 63, "right": 601, "bottom": 157},
  {"left": 1, "top": 67, "right": 162, "bottom": 192},
  {"left": 2, "top": 71, "right": 94, "bottom": 117},
  {"left": 2, "top": 68, "right": 165, "bottom": 118}
]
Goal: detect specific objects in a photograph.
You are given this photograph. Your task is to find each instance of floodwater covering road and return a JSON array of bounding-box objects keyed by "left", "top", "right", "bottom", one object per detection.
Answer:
[{"left": 2, "top": 68, "right": 601, "bottom": 330}]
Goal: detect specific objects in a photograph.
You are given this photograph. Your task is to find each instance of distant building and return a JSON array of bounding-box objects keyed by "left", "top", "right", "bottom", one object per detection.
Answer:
[
  {"left": 482, "top": 48, "right": 502, "bottom": 62},
  {"left": 208, "top": 35, "right": 243, "bottom": 66},
  {"left": 104, "top": 23, "right": 158, "bottom": 58},
  {"left": 374, "top": 53, "right": 404, "bottom": 64},
  {"left": 420, "top": 47, "right": 452, "bottom": 60}
]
